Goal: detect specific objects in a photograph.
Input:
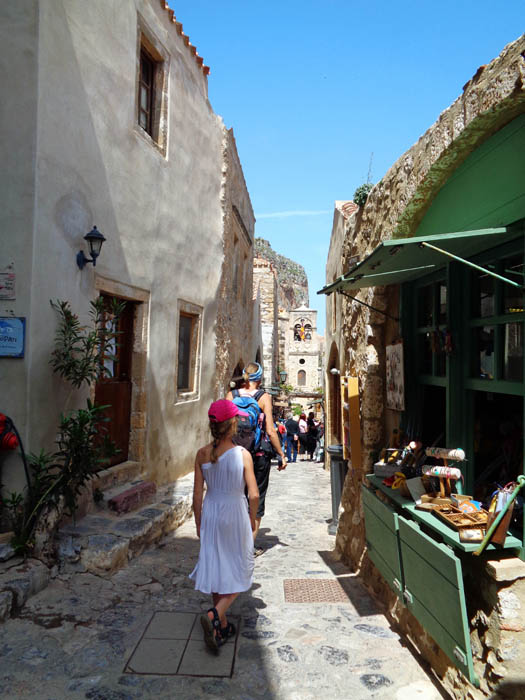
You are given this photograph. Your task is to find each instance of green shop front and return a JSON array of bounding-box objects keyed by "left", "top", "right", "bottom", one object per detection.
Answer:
[{"left": 321, "top": 114, "right": 525, "bottom": 687}]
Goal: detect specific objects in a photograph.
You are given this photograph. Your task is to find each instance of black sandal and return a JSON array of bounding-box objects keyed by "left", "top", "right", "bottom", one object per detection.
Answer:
[
  {"left": 220, "top": 622, "right": 236, "bottom": 641},
  {"left": 200, "top": 607, "right": 221, "bottom": 652}
]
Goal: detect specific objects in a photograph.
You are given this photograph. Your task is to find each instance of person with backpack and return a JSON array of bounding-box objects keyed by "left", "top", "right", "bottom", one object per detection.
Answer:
[{"left": 226, "top": 362, "right": 287, "bottom": 555}]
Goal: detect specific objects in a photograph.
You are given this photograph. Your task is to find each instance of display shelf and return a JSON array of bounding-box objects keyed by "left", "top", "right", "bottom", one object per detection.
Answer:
[{"left": 365, "top": 475, "right": 522, "bottom": 553}]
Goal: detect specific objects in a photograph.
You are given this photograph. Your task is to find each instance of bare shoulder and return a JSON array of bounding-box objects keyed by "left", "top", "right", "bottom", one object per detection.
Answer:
[
  {"left": 259, "top": 391, "right": 272, "bottom": 409},
  {"left": 240, "top": 446, "right": 254, "bottom": 466},
  {"left": 196, "top": 443, "right": 212, "bottom": 465}
]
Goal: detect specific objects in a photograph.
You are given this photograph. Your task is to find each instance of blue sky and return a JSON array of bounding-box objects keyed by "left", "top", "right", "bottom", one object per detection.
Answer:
[{"left": 173, "top": 1, "right": 524, "bottom": 334}]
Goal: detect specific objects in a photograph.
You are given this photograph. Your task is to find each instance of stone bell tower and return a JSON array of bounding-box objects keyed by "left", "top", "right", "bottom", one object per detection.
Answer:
[{"left": 286, "top": 305, "right": 320, "bottom": 410}]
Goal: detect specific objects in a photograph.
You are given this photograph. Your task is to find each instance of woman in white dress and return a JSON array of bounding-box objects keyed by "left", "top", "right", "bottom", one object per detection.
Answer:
[{"left": 190, "top": 399, "right": 259, "bottom": 652}]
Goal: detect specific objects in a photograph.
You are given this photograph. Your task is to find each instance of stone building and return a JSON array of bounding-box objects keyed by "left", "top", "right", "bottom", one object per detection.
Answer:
[
  {"left": 252, "top": 258, "right": 279, "bottom": 386},
  {"left": 321, "top": 36, "right": 525, "bottom": 698},
  {"left": 286, "top": 305, "right": 323, "bottom": 414},
  {"left": 0, "top": 0, "right": 254, "bottom": 503},
  {"left": 214, "top": 129, "right": 256, "bottom": 396}
]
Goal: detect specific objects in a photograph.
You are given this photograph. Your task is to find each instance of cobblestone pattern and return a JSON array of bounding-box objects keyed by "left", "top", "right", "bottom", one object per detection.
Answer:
[{"left": 0, "top": 460, "right": 442, "bottom": 699}]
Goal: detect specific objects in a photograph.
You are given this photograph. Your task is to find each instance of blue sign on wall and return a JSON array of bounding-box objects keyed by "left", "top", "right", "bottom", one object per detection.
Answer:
[{"left": 0, "top": 317, "right": 25, "bottom": 358}]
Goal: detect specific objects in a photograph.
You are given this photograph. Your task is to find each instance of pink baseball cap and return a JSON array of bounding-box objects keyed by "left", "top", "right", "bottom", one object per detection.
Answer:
[{"left": 208, "top": 399, "right": 248, "bottom": 423}]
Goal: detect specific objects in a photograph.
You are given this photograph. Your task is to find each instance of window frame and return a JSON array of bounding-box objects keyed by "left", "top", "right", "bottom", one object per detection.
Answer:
[
  {"left": 175, "top": 300, "right": 203, "bottom": 403},
  {"left": 135, "top": 20, "right": 170, "bottom": 157},
  {"left": 138, "top": 47, "right": 156, "bottom": 137}
]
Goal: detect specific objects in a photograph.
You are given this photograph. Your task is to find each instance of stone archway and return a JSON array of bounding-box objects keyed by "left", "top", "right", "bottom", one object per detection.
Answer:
[{"left": 326, "top": 341, "right": 341, "bottom": 446}]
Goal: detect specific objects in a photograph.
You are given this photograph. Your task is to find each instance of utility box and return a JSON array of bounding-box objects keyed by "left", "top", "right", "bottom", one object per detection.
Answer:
[{"left": 327, "top": 444, "right": 348, "bottom": 535}]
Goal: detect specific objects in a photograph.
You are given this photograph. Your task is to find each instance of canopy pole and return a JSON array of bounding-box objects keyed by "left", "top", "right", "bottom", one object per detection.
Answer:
[
  {"left": 338, "top": 290, "right": 399, "bottom": 322},
  {"left": 419, "top": 241, "right": 524, "bottom": 289}
]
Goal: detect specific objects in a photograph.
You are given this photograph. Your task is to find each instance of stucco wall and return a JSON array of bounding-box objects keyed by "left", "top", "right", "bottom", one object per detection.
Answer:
[
  {"left": 1, "top": 0, "right": 233, "bottom": 490},
  {"left": 0, "top": 0, "right": 39, "bottom": 495}
]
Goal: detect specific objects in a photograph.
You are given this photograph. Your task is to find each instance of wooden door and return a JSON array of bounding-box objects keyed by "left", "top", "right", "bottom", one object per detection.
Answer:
[{"left": 94, "top": 297, "right": 134, "bottom": 467}]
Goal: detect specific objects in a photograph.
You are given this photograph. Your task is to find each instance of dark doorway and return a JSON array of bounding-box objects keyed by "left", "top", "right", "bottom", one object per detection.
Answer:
[
  {"left": 473, "top": 392, "right": 523, "bottom": 501},
  {"left": 418, "top": 384, "right": 446, "bottom": 447},
  {"left": 94, "top": 296, "right": 135, "bottom": 468}
]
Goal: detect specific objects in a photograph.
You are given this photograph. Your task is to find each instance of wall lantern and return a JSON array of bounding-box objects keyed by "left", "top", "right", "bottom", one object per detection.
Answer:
[
  {"left": 279, "top": 369, "right": 288, "bottom": 383},
  {"left": 77, "top": 226, "right": 106, "bottom": 269},
  {"left": 330, "top": 367, "right": 340, "bottom": 375}
]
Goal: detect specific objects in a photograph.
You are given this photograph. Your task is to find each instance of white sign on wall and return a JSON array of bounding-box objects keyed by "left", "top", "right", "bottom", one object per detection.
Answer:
[{"left": 0, "top": 263, "right": 15, "bottom": 300}]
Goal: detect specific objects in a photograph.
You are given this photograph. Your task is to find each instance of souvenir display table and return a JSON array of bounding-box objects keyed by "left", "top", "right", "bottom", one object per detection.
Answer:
[{"left": 362, "top": 475, "right": 522, "bottom": 686}]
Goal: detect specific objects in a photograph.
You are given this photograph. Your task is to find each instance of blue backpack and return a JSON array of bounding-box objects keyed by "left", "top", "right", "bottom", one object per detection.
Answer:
[{"left": 231, "top": 389, "right": 265, "bottom": 453}]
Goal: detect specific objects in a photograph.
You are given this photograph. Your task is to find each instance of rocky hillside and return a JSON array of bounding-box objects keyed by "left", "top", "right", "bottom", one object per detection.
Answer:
[{"left": 255, "top": 238, "right": 309, "bottom": 310}]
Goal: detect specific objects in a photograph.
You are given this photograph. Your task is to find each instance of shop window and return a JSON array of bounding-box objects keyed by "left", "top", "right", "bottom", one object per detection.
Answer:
[
  {"left": 504, "top": 322, "right": 523, "bottom": 382},
  {"left": 298, "top": 370, "right": 306, "bottom": 386},
  {"left": 503, "top": 254, "right": 525, "bottom": 314},
  {"left": 438, "top": 283, "right": 447, "bottom": 325},
  {"left": 472, "top": 326, "right": 495, "bottom": 380},
  {"left": 472, "top": 270, "right": 495, "bottom": 318},
  {"left": 415, "top": 279, "right": 448, "bottom": 378},
  {"left": 417, "top": 285, "right": 433, "bottom": 327},
  {"left": 417, "top": 333, "right": 433, "bottom": 374},
  {"left": 176, "top": 301, "right": 202, "bottom": 400}
]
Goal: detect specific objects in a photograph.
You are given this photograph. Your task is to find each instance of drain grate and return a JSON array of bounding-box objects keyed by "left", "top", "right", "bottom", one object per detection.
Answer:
[{"left": 283, "top": 578, "right": 349, "bottom": 603}]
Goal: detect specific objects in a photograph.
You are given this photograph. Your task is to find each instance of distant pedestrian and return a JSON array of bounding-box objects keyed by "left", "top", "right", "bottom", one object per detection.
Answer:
[
  {"left": 190, "top": 399, "right": 259, "bottom": 652},
  {"left": 298, "top": 413, "right": 308, "bottom": 460},
  {"left": 306, "top": 412, "right": 318, "bottom": 460},
  {"left": 226, "top": 362, "right": 287, "bottom": 555},
  {"left": 284, "top": 412, "right": 299, "bottom": 462},
  {"left": 277, "top": 420, "right": 286, "bottom": 448}
]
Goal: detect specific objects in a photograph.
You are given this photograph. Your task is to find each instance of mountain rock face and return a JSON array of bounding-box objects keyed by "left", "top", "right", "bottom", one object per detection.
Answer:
[{"left": 254, "top": 238, "right": 309, "bottom": 310}]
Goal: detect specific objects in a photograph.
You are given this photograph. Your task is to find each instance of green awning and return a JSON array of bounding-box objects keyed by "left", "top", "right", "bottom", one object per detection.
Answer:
[{"left": 318, "top": 227, "right": 523, "bottom": 295}]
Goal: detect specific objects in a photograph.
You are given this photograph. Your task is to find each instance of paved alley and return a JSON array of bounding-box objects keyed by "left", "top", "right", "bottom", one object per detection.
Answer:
[{"left": 0, "top": 460, "right": 445, "bottom": 700}]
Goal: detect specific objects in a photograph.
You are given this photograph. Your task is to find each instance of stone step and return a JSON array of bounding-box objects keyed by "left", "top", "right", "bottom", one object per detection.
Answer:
[
  {"left": 92, "top": 460, "right": 143, "bottom": 491},
  {"left": 99, "top": 479, "right": 157, "bottom": 515},
  {"left": 60, "top": 461, "right": 145, "bottom": 524},
  {"left": 57, "top": 472, "right": 194, "bottom": 577}
]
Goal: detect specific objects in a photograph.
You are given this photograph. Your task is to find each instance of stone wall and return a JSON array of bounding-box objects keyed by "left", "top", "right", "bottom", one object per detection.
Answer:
[
  {"left": 325, "top": 35, "right": 525, "bottom": 698},
  {"left": 214, "top": 128, "right": 255, "bottom": 397},
  {"left": 253, "top": 258, "right": 279, "bottom": 385}
]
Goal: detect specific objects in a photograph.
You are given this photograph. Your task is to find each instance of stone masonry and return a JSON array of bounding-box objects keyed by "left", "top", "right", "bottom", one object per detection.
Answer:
[
  {"left": 325, "top": 35, "right": 525, "bottom": 699},
  {"left": 253, "top": 258, "right": 280, "bottom": 385}
]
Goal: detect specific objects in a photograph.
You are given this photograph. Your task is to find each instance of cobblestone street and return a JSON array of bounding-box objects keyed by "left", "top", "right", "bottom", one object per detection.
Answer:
[{"left": 0, "top": 460, "right": 445, "bottom": 700}]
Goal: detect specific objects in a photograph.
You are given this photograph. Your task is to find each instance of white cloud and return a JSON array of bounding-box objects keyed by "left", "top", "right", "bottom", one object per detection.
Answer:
[{"left": 255, "top": 209, "right": 331, "bottom": 219}]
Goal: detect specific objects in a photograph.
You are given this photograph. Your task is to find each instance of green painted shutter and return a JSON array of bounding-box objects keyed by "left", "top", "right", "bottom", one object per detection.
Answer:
[
  {"left": 362, "top": 486, "right": 404, "bottom": 598},
  {"left": 398, "top": 516, "right": 477, "bottom": 685}
]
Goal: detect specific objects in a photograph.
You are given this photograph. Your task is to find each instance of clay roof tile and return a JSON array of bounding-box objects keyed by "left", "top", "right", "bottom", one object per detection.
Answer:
[{"left": 160, "top": 1, "right": 209, "bottom": 77}]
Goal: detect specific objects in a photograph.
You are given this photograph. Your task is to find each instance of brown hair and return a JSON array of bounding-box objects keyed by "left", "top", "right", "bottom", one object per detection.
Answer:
[
  {"left": 242, "top": 362, "right": 260, "bottom": 385},
  {"left": 209, "top": 417, "right": 237, "bottom": 463}
]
